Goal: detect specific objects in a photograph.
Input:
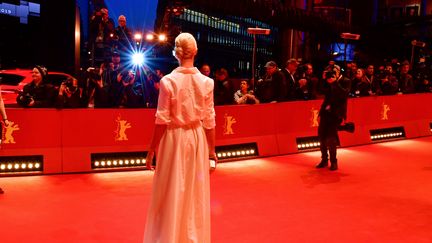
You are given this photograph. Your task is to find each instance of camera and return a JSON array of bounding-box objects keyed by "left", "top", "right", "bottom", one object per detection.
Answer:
[
  {"left": 120, "top": 70, "right": 135, "bottom": 83},
  {"left": 324, "top": 70, "right": 337, "bottom": 80},
  {"left": 17, "top": 93, "right": 33, "bottom": 107},
  {"left": 296, "top": 64, "right": 308, "bottom": 78},
  {"left": 86, "top": 67, "right": 101, "bottom": 81},
  {"left": 337, "top": 122, "right": 355, "bottom": 133},
  {"left": 62, "top": 78, "right": 77, "bottom": 93}
]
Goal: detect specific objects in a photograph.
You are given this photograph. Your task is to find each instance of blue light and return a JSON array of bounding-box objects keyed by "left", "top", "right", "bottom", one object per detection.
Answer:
[{"left": 131, "top": 52, "right": 145, "bottom": 66}]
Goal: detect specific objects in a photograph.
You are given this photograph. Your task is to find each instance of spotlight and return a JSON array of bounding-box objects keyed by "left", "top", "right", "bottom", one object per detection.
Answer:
[
  {"left": 370, "top": 127, "right": 405, "bottom": 141},
  {"left": 134, "top": 33, "right": 142, "bottom": 40},
  {"left": 0, "top": 156, "right": 43, "bottom": 174},
  {"left": 91, "top": 152, "right": 148, "bottom": 170},
  {"left": 131, "top": 52, "right": 145, "bottom": 66},
  {"left": 146, "top": 33, "right": 154, "bottom": 41},
  {"left": 296, "top": 136, "right": 321, "bottom": 150},
  {"left": 158, "top": 34, "right": 167, "bottom": 42},
  {"left": 215, "top": 143, "right": 259, "bottom": 161}
]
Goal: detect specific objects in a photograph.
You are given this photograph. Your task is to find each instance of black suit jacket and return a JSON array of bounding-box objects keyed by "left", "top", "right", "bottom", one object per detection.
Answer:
[
  {"left": 281, "top": 68, "right": 297, "bottom": 100},
  {"left": 320, "top": 80, "right": 349, "bottom": 120}
]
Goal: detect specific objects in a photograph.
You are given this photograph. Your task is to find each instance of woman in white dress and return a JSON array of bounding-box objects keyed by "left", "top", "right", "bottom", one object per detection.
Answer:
[{"left": 144, "top": 33, "right": 216, "bottom": 243}]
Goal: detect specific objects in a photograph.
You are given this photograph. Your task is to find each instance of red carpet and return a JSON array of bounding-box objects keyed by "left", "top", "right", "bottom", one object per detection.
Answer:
[{"left": 1, "top": 137, "right": 432, "bottom": 242}]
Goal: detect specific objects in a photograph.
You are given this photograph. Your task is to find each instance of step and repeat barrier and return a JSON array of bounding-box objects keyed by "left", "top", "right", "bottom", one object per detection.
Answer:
[{"left": 1, "top": 93, "right": 431, "bottom": 175}]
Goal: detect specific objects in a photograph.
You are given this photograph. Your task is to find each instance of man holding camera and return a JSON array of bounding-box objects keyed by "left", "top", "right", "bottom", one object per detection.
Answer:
[
  {"left": 90, "top": 8, "right": 115, "bottom": 66},
  {"left": 316, "top": 66, "right": 350, "bottom": 171},
  {"left": 16, "top": 65, "right": 56, "bottom": 108},
  {"left": 56, "top": 77, "right": 83, "bottom": 108}
]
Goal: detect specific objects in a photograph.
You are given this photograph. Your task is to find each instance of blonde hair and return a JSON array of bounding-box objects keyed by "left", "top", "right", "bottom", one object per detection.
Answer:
[{"left": 173, "top": 33, "right": 197, "bottom": 60}]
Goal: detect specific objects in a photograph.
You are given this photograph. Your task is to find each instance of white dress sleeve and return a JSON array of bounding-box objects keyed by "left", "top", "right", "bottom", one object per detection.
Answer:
[
  {"left": 202, "top": 78, "right": 216, "bottom": 129},
  {"left": 155, "top": 78, "right": 172, "bottom": 125}
]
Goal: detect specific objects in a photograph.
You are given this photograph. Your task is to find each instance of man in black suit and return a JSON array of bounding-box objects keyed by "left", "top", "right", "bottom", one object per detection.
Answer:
[
  {"left": 255, "top": 61, "right": 286, "bottom": 103},
  {"left": 281, "top": 58, "right": 299, "bottom": 100},
  {"left": 316, "top": 69, "right": 349, "bottom": 171}
]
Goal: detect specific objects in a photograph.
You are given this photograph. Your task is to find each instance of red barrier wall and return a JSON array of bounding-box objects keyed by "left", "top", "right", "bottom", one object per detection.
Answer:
[{"left": 1, "top": 93, "right": 431, "bottom": 175}]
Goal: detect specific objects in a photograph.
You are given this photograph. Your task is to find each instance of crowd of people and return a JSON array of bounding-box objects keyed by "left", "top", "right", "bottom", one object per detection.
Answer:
[
  {"left": 11, "top": 8, "right": 430, "bottom": 109},
  {"left": 207, "top": 57, "right": 432, "bottom": 107},
  {"left": 89, "top": 8, "right": 133, "bottom": 67},
  {"left": 16, "top": 52, "right": 162, "bottom": 109},
  {"left": 14, "top": 55, "right": 432, "bottom": 109}
]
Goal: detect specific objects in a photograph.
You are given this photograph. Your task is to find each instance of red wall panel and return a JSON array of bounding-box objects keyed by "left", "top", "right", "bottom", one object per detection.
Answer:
[{"left": 1, "top": 93, "right": 431, "bottom": 176}]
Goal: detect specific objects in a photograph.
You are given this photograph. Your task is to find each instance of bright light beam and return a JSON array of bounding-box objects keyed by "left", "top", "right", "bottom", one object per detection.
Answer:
[{"left": 131, "top": 52, "right": 145, "bottom": 66}]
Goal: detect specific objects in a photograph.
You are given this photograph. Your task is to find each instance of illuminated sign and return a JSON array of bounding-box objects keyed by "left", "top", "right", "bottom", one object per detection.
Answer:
[{"left": 0, "top": 1, "right": 40, "bottom": 24}]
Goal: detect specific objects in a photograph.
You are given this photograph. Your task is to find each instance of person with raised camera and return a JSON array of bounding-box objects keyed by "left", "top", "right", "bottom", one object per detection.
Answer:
[
  {"left": 16, "top": 65, "right": 56, "bottom": 108},
  {"left": 55, "top": 77, "right": 83, "bottom": 108},
  {"left": 234, "top": 79, "right": 260, "bottom": 104},
  {"left": 316, "top": 66, "right": 350, "bottom": 171},
  {"left": 89, "top": 8, "right": 115, "bottom": 66}
]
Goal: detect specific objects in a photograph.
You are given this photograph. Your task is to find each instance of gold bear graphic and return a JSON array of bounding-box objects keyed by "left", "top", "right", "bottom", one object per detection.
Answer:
[
  {"left": 381, "top": 104, "right": 390, "bottom": 120},
  {"left": 223, "top": 114, "right": 236, "bottom": 135},
  {"left": 115, "top": 117, "right": 132, "bottom": 141},
  {"left": 3, "top": 121, "right": 20, "bottom": 144},
  {"left": 311, "top": 108, "right": 319, "bottom": 127}
]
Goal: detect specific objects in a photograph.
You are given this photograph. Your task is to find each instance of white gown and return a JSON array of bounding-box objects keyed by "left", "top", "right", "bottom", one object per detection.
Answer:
[{"left": 144, "top": 67, "right": 215, "bottom": 243}]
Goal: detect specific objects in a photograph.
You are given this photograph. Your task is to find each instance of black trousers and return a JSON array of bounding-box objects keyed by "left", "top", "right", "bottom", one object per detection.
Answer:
[{"left": 318, "top": 113, "right": 342, "bottom": 163}]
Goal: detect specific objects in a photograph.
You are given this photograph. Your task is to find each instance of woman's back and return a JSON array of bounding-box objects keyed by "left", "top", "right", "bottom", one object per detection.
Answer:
[{"left": 156, "top": 67, "right": 214, "bottom": 128}]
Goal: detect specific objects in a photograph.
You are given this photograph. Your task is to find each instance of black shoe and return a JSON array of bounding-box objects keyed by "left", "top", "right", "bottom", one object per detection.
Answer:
[
  {"left": 329, "top": 162, "right": 338, "bottom": 171},
  {"left": 316, "top": 160, "right": 328, "bottom": 168}
]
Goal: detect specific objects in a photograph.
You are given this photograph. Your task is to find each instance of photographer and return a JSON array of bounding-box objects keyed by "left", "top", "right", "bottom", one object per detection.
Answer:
[
  {"left": 122, "top": 70, "right": 147, "bottom": 108},
  {"left": 86, "top": 65, "right": 111, "bottom": 108},
  {"left": 55, "top": 77, "right": 83, "bottom": 108},
  {"left": 234, "top": 80, "right": 260, "bottom": 104},
  {"left": 107, "top": 70, "right": 134, "bottom": 107},
  {"left": 376, "top": 64, "right": 399, "bottom": 95},
  {"left": 16, "top": 65, "right": 56, "bottom": 108},
  {"left": 89, "top": 8, "right": 115, "bottom": 66},
  {"left": 316, "top": 69, "right": 350, "bottom": 171}
]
